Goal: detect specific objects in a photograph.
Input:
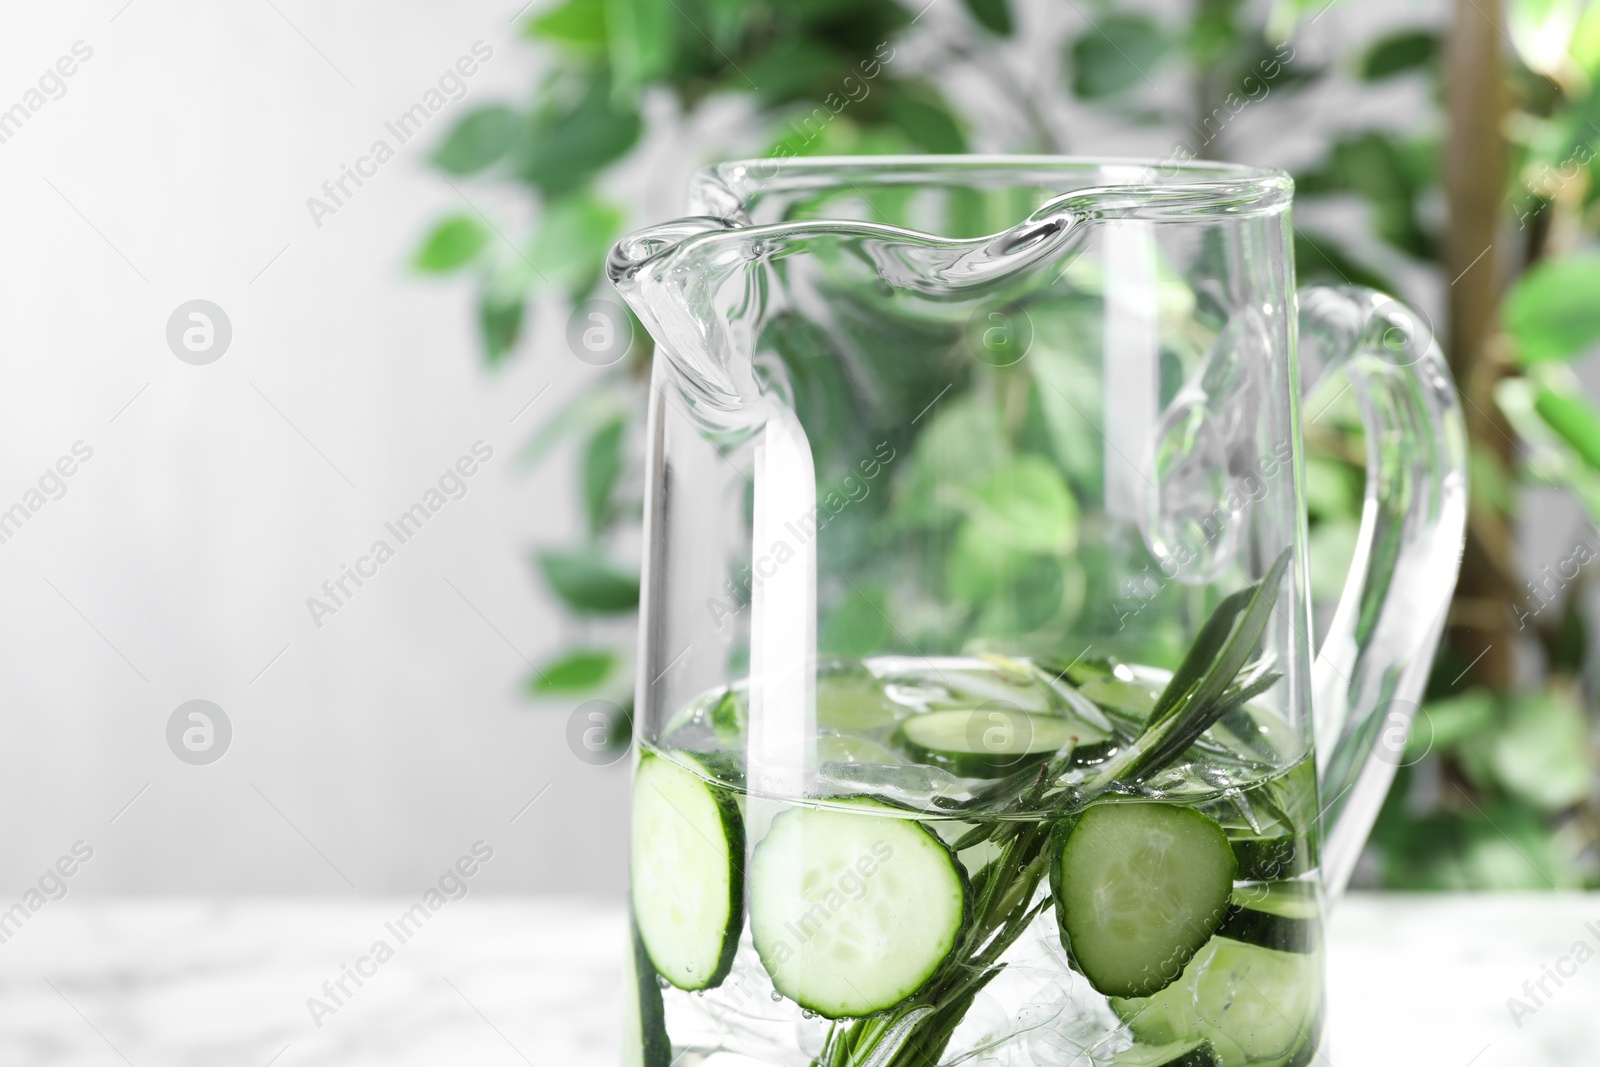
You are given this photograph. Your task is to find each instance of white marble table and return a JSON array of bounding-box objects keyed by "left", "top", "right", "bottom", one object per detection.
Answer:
[{"left": 0, "top": 894, "right": 1591, "bottom": 1066}]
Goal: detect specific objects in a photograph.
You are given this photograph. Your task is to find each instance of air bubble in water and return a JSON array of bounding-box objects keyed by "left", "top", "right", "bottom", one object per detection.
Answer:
[
  {"left": 656, "top": 975, "right": 670, "bottom": 989},
  {"left": 771, "top": 990, "right": 784, "bottom": 1002},
  {"left": 802, "top": 1009, "right": 816, "bottom": 1019}
]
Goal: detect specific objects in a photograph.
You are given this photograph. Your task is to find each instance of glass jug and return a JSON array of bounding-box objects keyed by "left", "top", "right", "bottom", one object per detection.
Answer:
[{"left": 609, "top": 157, "right": 1466, "bottom": 1067}]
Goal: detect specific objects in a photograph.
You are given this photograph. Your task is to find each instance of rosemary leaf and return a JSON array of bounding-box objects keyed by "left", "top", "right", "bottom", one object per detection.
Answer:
[{"left": 1095, "top": 548, "right": 1292, "bottom": 786}]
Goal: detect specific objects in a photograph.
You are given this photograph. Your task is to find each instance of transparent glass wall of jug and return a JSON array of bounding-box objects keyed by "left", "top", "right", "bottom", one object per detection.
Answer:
[{"left": 611, "top": 158, "right": 1465, "bottom": 1067}]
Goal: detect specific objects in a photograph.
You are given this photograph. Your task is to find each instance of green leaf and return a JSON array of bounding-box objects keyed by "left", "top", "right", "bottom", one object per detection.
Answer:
[
  {"left": 1534, "top": 385, "right": 1600, "bottom": 470},
  {"left": 530, "top": 648, "right": 618, "bottom": 693},
  {"left": 518, "top": 384, "right": 631, "bottom": 469},
  {"left": 962, "top": 455, "right": 1078, "bottom": 555},
  {"left": 1460, "top": 690, "right": 1594, "bottom": 812},
  {"left": 760, "top": 312, "right": 866, "bottom": 467},
  {"left": 527, "top": 0, "right": 608, "bottom": 51},
  {"left": 1413, "top": 691, "right": 1497, "bottom": 756},
  {"left": 1380, "top": 803, "right": 1582, "bottom": 888},
  {"left": 537, "top": 549, "right": 640, "bottom": 613},
  {"left": 1097, "top": 549, "right": 1292, "bottom": 784},
  {"left": 1573, "top": 0, "right": 1600, "bottom": 74},
  {"left": 944, "top": 523, "right": 1078, "bottom": 627},
  {"left": 741, "top": 42, "right": 855, "bottom": 109},
  {"left": 962, "top": 0, "right": 1014, "bottom": 35},
  {"left": 1025, "top": 318, "right": 1108, "bottom": 496},
  {"left": 414, "top": 215, "right": 489, "bottom": 272},
  {"left": 1496, "top": 374, "right": 1600, "bottom": 528},
  {"left": 899, "top": 397, "right": 1008, "bottom": 527},
  {"left": 1303, "top": 455, "right": 1359, "bottom": 518},
  {"left": 880, "top": 85, "right": 966, "bottom": 153},
  {"left": 1468, "top": 441, "right": 1515, "bottom": 515},
  {"left": 1511, "top": 0, "right": 1583, "bottom": 77},
  {"left": 1504, "top": 255, "right": 1600, "bottom": 365},
  {"left": 528, "top": 193, "right": 624, "bottom": 296},
  {"left": 513, "top": 71, "right": 643, "bottom": 198},
  {"left": 582, "top": 417, "right": 627, "bottom": 534},
  {"left": 432, "top": 106, "right": 520, "bottom": 175},
  {"left": 1295, "top": 134, "right": 1435, "bottom": 260},
  {"left": 607, "top": 0, "right": 677, "bottom": 93},
  {"left": 479, "top": 291, "right": 525, "bottom": 365},
  {"left": 1360, "top": 30, "right": 1437, "bottom": 80},
  {"left": 1292, "top": 229, "right": 1398, "bottom": 293},
  {"left": 820, "top": 584, "right": 891, "bottom": 657},
  {"left": 1069, "top": 14, "right": 1164, "bottom": 99},
  {"left": 1306, "top": 517, "right": 1360, "bottom": 603}
]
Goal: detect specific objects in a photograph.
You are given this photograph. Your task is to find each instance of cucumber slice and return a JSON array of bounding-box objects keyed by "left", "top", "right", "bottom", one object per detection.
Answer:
[
  {"left": 1111, "top": 1038, "right": 1221, "bottom": 1067},
  {"left": 818, "top": 672, "right": 901, "bottom": 733},
  {"left": 817, "top": 732, "right": 905, "bottom": 766},
  {"left": 630, "top": 753, "right": 744, "bottom": 991},
  {"left": 1280, "top": 1035, "right": 1322, "bottom": 1067},
  {"left": 622, "top": 920, "right": 671, "bottom": 1067},
  {"left": 899, "top": 707, "right": 1103, "bottom": 778},
  {"left": 749, "top": 799, "right": 968, "bottom": 1019},
  {"left": 1229, "top": 881, "right": 1318, "bottom": 918},
  {"left": 1064, "top": 659, "right": 1163, "bottom": 720},
  {"left": 708, "top": 688, "right": 744, "bottom": 748},
  {"left": 1215, "top": 882, "right": 1320, "bottom": 954},
  {"left": 1112, "top": 979, "right": 1200, "bottom": 1046},
  {"left": 1053, "top": 803, "right": 1236, "bottom": 998},
  {"left": 1192, "top": 938, "right": 1323, "bottom": 1065},
  {"left": 1228, "top": 834, "right": 1309, "bottom": 882}
]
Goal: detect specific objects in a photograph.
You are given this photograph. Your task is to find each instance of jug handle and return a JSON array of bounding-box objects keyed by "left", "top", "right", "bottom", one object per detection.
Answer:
[{"left": 1295, "top": 285, "right": 1469, "bottom": 899}]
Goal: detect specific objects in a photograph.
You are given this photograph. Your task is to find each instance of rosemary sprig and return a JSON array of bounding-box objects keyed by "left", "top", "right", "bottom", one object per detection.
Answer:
[
  {"left": 813, "top": 551, "right": 1292, "bottom": 1067},
  {"left": 1089, "top": 548, "right": 1291, "bottom": 788}
]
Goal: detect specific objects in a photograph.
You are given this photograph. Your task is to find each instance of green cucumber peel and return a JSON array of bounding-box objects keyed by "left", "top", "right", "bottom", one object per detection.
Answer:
[
  {"left": 625, "top": 918, "right": 673, "bottom": 1067},
  {"left": 809, "top": 551, "right": 1294, "bottom": 1064}
]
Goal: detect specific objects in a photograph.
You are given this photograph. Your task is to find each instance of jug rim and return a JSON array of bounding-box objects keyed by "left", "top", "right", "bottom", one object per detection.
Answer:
[
  {"left": 609, "top": 155, "right": 1292, "bottom": 284},
  {"left": 692, "top": 153, "right": 1292, "bottom": 221}
]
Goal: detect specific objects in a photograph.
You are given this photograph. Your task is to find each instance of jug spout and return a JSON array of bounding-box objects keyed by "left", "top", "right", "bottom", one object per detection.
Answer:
[{"left": 607, "top": 216, "right": 769, "bottom": 425}]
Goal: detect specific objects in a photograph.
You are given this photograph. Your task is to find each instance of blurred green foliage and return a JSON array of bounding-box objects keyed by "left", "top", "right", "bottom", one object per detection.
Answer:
[{"left": 420, "top": 0, "right": 1600, "bottom": 887}]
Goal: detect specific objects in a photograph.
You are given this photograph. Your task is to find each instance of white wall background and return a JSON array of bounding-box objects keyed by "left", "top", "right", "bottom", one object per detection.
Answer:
[{"left": 0, "top": 0, "right": 646, "bottom": 896}]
